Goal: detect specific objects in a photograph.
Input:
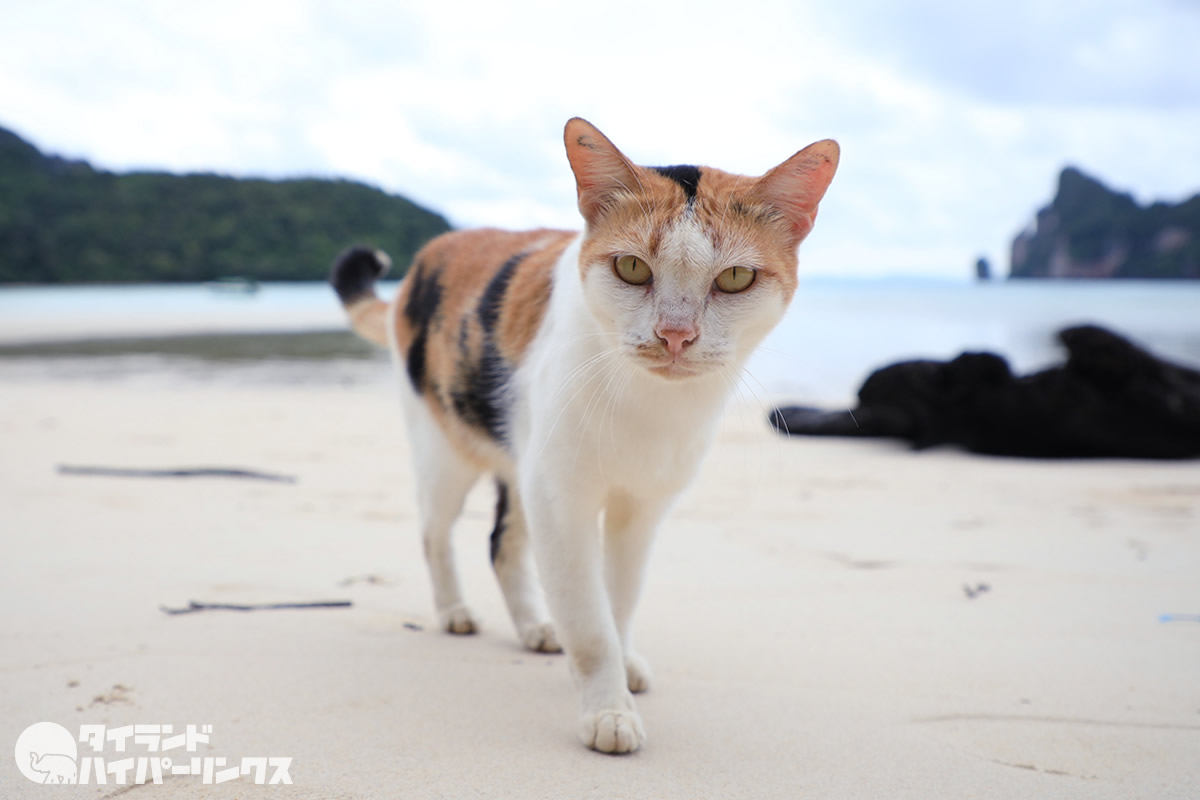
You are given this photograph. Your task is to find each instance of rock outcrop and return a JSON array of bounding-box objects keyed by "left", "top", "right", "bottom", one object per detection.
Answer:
[{"left": 1009, "top": 168, "right": 1200, "bottom": 279}]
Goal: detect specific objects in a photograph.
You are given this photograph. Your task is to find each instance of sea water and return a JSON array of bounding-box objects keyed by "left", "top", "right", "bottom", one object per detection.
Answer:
[
  {"left": 1, "top": 279, "right": 1197, "bottom": 401},
  {"left": 760, "top": 278, "right": 1200, "bottom": 401}
]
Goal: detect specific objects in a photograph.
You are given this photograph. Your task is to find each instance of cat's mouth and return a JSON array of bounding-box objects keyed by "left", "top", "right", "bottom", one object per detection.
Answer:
[
  {"left": 632, "top": 340, "right": 715, "bottom": 379},
  {"left": 640, "top": 355, "right": 706, "bottom": 380},
  {"left": 648, "top": 363, "right": 695, "bottom": 379}
]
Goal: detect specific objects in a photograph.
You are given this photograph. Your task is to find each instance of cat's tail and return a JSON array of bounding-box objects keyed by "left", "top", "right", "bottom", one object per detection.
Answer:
[{"left": 330, "top": 246, "right": 392, "bottom": 348}]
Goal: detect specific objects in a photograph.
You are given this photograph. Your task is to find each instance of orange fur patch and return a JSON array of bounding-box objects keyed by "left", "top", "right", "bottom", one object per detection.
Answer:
[
  {"left": 390, "top": 228, "right": 575, "bottom": 455},
  {"left": 578, "top": 166, "right": 801, "bottom": 303}
]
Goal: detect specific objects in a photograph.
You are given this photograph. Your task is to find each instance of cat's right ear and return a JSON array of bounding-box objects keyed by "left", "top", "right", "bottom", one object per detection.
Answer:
[{"left": 564, "top": 118, "right": 642, "bottom": 225}]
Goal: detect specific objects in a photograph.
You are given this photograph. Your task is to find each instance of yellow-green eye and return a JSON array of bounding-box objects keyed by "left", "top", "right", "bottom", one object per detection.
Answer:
[
  {"left": 715, "top": 266, "right": 756, "bottom": 293},
  {"left": 614, "top": 255, "right": 652, "bottom": 286}
]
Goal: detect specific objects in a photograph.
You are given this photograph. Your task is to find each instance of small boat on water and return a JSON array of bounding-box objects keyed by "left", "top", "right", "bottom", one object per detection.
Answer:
[{"left": 206, "top": 276, "right": 260, "bottom": 295}]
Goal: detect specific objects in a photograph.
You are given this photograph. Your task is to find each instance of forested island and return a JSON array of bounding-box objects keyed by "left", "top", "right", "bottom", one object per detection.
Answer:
[
  {"left": 0, "top": 125, "right": 451, "bottom": 284},
  {"left": 1010, "top": 167, "right": 1200, "bottom": 279}
]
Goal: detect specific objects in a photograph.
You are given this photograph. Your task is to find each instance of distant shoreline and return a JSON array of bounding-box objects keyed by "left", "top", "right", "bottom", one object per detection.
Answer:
[
  {"left": 4, "top": 280, "right": 1197, "bottom": 403},
  {"left": 0, "top": 329, "right": 381, "bottom": 361},
  {"left": 7, "top": 274, "right": 1200, "bottom": 289}
]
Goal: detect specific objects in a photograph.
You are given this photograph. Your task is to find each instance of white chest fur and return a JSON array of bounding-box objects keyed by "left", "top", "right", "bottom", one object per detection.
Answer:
[{"left": 513, "top": 238, "right": 730, "bottom": 497}]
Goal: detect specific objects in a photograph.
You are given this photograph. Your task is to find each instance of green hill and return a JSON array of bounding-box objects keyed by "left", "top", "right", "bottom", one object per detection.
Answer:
[{"left": 0, "top": 125, "right": 451, "bottom": 283}]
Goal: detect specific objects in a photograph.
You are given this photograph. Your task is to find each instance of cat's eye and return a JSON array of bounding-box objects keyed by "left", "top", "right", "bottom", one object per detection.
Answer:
[
  {"left": 614, "top": 255, "right": 652, "bottom": 286},
  {"left": 714, "top": 266, "right": 756, "bottom": 293}
]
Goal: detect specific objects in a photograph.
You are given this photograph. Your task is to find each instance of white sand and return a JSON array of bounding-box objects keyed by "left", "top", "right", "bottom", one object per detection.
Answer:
[{"left": 1, "top": 370, "right": 1198, "bottom": 798}]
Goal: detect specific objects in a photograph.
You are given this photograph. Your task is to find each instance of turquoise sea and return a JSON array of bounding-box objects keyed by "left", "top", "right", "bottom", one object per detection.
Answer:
[{"left": 1, "top": 279, "right": 1198, "bottom": 401}]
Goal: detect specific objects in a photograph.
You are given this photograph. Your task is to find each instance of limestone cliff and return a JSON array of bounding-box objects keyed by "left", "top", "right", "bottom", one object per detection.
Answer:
[{"left": 1010, "top": 167, "right": 1199, "bottom": 279}]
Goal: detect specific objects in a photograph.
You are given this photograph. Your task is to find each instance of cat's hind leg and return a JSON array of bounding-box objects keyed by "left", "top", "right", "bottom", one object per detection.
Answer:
[
  {"left": 403, "top": 394, "right": 482, "bottom": 635},
  {"left": 489, "top": 482, "right": 561, "bottom": 653}
]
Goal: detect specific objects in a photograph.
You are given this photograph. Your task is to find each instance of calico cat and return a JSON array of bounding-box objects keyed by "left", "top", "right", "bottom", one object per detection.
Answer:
[{"left": 331, "top": 118, "right": 838, "bottom": 753}]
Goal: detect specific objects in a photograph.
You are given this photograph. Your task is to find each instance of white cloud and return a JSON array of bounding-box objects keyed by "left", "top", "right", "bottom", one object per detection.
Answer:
[{"left": 0, "top": 0, "right": 1197, "bottom": 279}]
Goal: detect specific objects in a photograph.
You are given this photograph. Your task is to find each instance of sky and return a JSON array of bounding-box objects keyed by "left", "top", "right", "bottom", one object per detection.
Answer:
[{"left": 1, "top": 0, "right": 1197, "bottom": 279}]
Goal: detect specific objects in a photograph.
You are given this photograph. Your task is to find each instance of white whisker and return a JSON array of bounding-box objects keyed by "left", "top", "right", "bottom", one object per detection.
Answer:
[{"left": 573, "top": 356, "right": 625, "bottom": 473}]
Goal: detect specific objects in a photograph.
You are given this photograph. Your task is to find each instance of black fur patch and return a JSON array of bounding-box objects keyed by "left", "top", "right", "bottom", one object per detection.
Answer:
[
  {"left": 402, "top": 261, "right": 443, "bottom": 393},
  {"left": 456, "top": 317, "right": 471, "bottom": 358},
  {"left": 450, "top": 347, "right": 510, "bottom": 442},
  {"left": 489, "top": 480, "right": 509, "bottom": 564},
  {"left": 651, "top": 165, "right": 701, "bottom": 204},
  {"left": 479, "top": 253, "right": 525, "bottom": 333},
  {"left": 330, "top": 246, "right": 388, "bottom": 304},
  {"left": 448, "top": 252, "right": 527, "bottom": 444}
]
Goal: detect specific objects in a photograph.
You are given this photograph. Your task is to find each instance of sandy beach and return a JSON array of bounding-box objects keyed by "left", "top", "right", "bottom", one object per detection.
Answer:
[{"left": 2, "top": 344, "right": 1199, "bottom": 798}]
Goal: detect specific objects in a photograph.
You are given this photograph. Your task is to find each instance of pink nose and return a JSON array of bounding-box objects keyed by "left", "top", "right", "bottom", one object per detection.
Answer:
[{"left": 657, "top": 326, "right": 697, "bottom": 357}]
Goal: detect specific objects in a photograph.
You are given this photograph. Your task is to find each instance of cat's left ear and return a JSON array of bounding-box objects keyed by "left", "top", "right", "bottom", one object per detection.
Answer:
[
  {"left": 752, "top": 140, "right": 840, "bottom": 243},
  {"left": 564, "top": 118, "right": 642, "bottom": 226}
]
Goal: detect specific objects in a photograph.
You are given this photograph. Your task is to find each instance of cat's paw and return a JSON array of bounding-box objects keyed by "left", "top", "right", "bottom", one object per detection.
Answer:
[
  {"left": 520, "top": 621, "right": 562, "bottom": 653},
  {"left": 624, "top": 653, "right": 653, "bottom": 694},
  {"left": 438, "top": 604, "right": 479, "bottom": 635},
  {"left": 579, "top": 708, "right": 645, "bottom": 754}
]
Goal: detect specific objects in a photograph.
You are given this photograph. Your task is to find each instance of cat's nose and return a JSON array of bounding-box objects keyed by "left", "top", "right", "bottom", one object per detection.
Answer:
[{"left": 656, "top": 326, "right": 698, "bottom": 357}]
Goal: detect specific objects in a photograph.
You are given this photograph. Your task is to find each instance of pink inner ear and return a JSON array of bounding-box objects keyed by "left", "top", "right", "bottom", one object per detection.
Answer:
[
  {"left": 564, "top": 118, "right": 641, "bottom": 224},
  {"left": 754, "top": 140, "right": 839, "bottom": 241}
]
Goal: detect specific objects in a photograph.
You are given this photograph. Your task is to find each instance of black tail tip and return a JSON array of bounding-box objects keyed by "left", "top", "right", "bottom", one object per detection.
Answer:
[{"left": 330, "top": 246, "right": 392, "bottom": 304}]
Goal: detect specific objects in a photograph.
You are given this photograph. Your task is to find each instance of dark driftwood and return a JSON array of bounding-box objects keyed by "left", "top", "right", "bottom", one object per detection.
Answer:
[
  {"left": 160, "top": 600, "right": 352, "bottom": 615},
  {"left": 770, "top": 325, "right": 1200, "bottom": 459},
  {"left": 58, "top": 465, "right": 296, "bottom": 483}
]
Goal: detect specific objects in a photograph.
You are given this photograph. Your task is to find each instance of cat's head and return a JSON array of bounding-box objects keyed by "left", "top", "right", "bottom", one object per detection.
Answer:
[{"left": 565, "top": 118, "right": 837, "bottom": 381}]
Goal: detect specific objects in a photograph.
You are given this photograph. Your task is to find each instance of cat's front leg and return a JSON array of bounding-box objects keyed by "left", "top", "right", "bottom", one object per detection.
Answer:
[
  {"left": 604, "top": 490, "right": 672, "bottom": 695},
  {"left": 521, "top": 475, "right": 645, "bottom": 754}
]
